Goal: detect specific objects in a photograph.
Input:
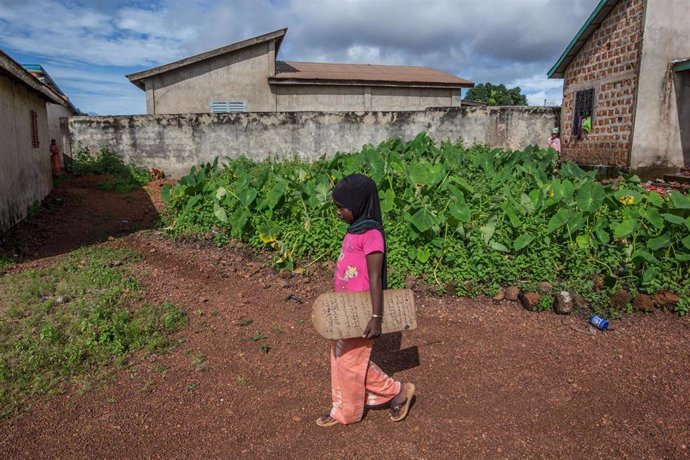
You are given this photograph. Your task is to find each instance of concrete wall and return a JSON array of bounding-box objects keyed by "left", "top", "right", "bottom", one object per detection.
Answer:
[
  {"left": 145, "top": 41, "right": 274, "bottom": 114},
  {"left": 0, "top": 75, "right": 52, "bottom": 231},
  {"left": 62, "top": 106, "right": 559, "bottom": 179},
  {"left": 274, "top": 85, "right": 460, "bottom": 111},
  {"left": 630, "top": 0, "right": 690, "bottom": 173},
  {"left": 47, "top": 102, "right": 72, "bottom": 165},
  {"left": 561, "top": 0, "right": 645, "bottom": 167}
]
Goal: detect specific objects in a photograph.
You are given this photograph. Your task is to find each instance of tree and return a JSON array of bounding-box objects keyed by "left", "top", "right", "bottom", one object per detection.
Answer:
[{"left": 463, "top": 83, "right": 528, "bottom": 106}]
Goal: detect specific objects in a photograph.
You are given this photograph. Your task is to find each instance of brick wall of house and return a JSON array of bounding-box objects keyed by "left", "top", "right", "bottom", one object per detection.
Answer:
[{"left": 561, "top": 0, "right": 646, "bottom": 167}]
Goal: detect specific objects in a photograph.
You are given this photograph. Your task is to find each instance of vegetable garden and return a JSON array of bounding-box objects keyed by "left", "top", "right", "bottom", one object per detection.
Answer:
[{"left": 161, "top": 134, "right": 690, "bottom": 316}]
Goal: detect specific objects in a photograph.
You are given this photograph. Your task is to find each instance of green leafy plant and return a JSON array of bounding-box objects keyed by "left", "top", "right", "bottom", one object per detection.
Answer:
[
  {"left": 71, "top": 145, "right": 151, "bottom": 192},
  {"left": 161, "top": 134, "right": 690, "bottom": 316}
]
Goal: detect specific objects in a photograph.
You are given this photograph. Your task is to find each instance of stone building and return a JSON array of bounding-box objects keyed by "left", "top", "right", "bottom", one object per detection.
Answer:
[
  {"left": 127, "top": 28, "right": 473, "bottom": 114},
  {"left": 548, "top": 0, "right": 690, "bottom": 175},
  {"left": 0, "top": 50, "right": 64, "bottom": 231}
]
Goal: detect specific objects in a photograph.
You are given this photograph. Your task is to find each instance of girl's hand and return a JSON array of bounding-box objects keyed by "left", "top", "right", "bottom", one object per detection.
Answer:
[{"left": 363, "top": 317, "right": 382, "bottom": 339}]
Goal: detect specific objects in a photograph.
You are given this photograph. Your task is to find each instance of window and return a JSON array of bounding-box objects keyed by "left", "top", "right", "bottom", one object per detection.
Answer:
[
  {"left": 572, "top": 88, "right": 594, "bottom": 138},
  {"left": 210, "top": 101, "right": 247, "bottom": 113},
  {"left": 30, "top": 110, "right": 39, "bottom": 148}
]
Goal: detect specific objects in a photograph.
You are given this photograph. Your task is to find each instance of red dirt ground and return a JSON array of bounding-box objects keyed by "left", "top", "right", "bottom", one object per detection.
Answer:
[{"left": 0, "top": 177, "right": 688, "bottom": 459}]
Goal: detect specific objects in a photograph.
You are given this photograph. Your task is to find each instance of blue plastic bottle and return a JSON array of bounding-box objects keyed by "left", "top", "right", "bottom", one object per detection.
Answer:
[{"left": 590, "top": 315, "right": 609, "bottom": 330}]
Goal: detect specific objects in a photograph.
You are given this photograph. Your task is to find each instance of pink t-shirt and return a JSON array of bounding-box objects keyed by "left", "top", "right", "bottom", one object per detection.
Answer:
[
  {"left": 334, "top": 229, "right": 384, "bottom": 292},
  {"left": 547, "top": 137, "right": 561, "bottom": 153}
]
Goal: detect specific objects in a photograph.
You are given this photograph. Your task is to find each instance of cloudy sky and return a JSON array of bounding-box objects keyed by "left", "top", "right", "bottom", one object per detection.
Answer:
[{"left": 0, "top": 0, "right": 599, "bottom": 115}]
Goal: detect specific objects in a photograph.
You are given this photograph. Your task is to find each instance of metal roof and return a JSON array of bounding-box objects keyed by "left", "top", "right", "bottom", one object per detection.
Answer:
[
  {"left": 126, "top": 28, "right": 287, "bottom": 89},
  {"left": 270, "top": 61, "right": 473, "bottom": 88},
  {"left": 0, "top": 50, "right": 65, "bottom": 105},
  {"left": 22, "top": 64, "right": 78, "bottom": 113},
  {"left": 673, "top": 58, "right": 690, "bottom": 73},
  {"left": 547, "top": 0, "right": 621, "bottom": 79}
]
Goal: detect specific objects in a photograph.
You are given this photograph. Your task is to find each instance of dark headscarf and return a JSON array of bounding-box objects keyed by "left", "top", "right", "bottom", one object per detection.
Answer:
[{"left": 332, "top": 174, "right": 387, "bottom": 289}]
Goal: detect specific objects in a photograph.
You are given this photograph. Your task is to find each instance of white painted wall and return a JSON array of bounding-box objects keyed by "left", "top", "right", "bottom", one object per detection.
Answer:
[{"left": 631, "top": 0, "right": 690, "bottom": 171}]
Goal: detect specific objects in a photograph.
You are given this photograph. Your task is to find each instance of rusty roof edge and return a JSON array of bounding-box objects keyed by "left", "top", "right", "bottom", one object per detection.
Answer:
[
  {"left": 126, "top": 28, "right": 288, "bottom": 88},
  {"left": 0, "top": 50, "right": 65, "bottom": 105}
]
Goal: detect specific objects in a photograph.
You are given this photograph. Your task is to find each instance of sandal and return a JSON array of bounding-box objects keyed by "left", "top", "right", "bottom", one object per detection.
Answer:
[
  {"left": 315, "top": 413, "right": 339, "bottom": 427},
  {"left": 390, "top": 383, "right": 416, "bottom": 422}
]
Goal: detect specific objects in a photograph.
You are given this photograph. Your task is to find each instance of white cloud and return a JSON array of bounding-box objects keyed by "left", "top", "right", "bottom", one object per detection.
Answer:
[{"left": 0, "top": 0, "right": 601, "bottom": 113}]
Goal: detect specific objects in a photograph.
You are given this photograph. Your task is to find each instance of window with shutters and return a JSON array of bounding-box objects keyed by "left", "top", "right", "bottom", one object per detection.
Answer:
[
  {"left": 572, "top": 88, "right": 594, "bottom": 137},
  {"left": 30, "top": 110, "right": 39, "bottom": 148},
  {"left": 210, "top": 101, "right": 247, "bottom": 113}
]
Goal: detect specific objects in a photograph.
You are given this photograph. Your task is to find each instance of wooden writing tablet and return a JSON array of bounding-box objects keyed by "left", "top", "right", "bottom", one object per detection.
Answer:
[{"left": 312, "top": 289, "right": 417, "bottom": 340}]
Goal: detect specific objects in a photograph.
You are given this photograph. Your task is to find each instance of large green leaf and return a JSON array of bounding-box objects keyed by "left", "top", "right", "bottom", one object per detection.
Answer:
[
  {"left": 647, "top": 234, "right": 671, "bottom": 251},
  {"left": 576, "top": 181, "right": 605, "bottom": 213},
  {"left": 449, "top": 200, "right": 471, "bottom": 223},
  {"left": 479, "top": 216, "right": 497, "bottom": 243},
  {"left": 668, "top": 191, "right": 690, "bottom": 209},
  {"left": 576, "top": 234, "right": 590, "bottom": 249},
  {"left": 239, "top": 187, "right": 258, "bottom": 207},
  {"left": 410, "top": 206, "right": 437, "bottom": 233},
  {"left": 645, "top": 191, "right": 664, "bottom": 207},
  {"left": 380, "top": 189, "right": 395, "bottom": 213},
  {"left": 417, "top": 247, "right": 431, "bottom": 263},
  {"left": 213, "top": 203, "right": 228, "bottom": 223},
  {"left": 642, "top": 208, "right": 664, "bottom": 230},
  {"left": 546, "top": 208, "right": 573, "bottom": 233},
  {"left": 612, "top": 219, "right": 638, "bottom": 239},
  {"left": 161, "top": 184, "right": 171, "bottom": 203},
  {"left": 520, "top": 193, "right": 534, "bottom": 214},
  {"left": 265, "top": 180, "right": 288, "bottom": 210},
  {"left": 663, "top": 213, "right": 686, "bottom": 225},
  {"left": 490, "top": 241, "right": 509, "bottom": 252},
  {"left": 513, "top": 233, "right": 534, "bottom": 251},
  {"left": 633, "top": 249, "right": 658, "bottom": 264}
]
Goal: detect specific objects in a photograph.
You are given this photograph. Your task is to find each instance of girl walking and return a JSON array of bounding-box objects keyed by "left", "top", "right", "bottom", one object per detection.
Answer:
[{"left": 316, "top": 174, "right": 415, "bottom": 427}]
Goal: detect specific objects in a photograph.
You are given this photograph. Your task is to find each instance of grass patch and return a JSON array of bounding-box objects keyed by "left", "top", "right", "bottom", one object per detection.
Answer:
[
  {"left": 0, "top": 246, "right": 187, "bottom": 419},
  {"left": 70, "top": 145, "right": 151, "bottom": 193},
  {"left": 0, "top": 256, "right": 15, "bottom": 273}
]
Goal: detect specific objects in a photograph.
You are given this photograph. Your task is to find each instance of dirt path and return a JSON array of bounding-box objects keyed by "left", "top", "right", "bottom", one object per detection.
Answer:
[{"left": 1, "top": 178, "right": 689, "bottom": 459}]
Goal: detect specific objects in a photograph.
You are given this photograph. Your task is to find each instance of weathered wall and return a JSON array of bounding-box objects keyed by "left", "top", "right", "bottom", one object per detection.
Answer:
[
  {"left": 63, "top": 106, "right": 559, "bottom": 179},
  {"left": 145, "top": 41, "right": 274, "bottom": 114},
  {"left": 630, "top": 0, "right": 690, "bottom": 172},
  {"left": 47, "top": 102, "right": 72, "bottom": 164},
  {"left": 274, "top": 85, "right": 460, "bottom": 111},
  {"left": 561, "top": 0, "right": 645, "bottom": 167},
  {"left": 0, "top": 75, "right": 52, "bottom": 231}
]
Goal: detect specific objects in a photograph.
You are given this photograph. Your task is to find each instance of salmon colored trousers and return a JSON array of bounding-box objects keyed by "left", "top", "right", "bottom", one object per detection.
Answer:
[{"left": 329, "top": 337, "right": 401, "bottom": 424}]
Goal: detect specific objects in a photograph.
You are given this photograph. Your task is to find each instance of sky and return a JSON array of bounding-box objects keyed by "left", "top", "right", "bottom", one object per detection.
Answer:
[{"left": 0, "top": 0, "right": 600, "bottom": 115}]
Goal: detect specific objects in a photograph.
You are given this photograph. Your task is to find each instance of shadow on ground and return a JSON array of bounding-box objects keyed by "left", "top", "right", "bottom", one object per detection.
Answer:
[{"left": 0, "top": 174, "right": 163, "bottom": 262}]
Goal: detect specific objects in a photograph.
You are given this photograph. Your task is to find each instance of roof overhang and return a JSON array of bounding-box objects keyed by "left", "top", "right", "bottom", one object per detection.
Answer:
[
  {"left": 126, "top": 28, "right": 287, "bottom": 89},
  {"left": 0, "top": 50, "right": 65, "bottom": 105},
  {"left": 547, "top": 0, "right": 621, "bottom": 79},
  {"left": 673, "top": 58, "right": 690, "bottom": 73},
  {"left": 268, "top": 78, "right": 472, "bottom": 89},
  {"left": 22, "top": 64, "right": 79, "bottom": 114}
]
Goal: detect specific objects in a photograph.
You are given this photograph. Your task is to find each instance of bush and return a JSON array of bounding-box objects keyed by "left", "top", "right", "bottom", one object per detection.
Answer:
[
  {"left": 71, "top": 145, "right": 150, "bottom": 191},
  {"left": 161, "top": 134, "right": 690, "bottom": 315}
]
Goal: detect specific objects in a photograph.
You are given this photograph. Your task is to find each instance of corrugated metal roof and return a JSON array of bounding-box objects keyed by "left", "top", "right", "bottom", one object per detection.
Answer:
[
  {"left": 270, "top": 61, "right": 473, "bottom": 88},
  {"left": 0, "top": 50, "right": 65, "bottom": 105},
  {"left": 548, "top": 0, "right": 621, "bottom": 79}
]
